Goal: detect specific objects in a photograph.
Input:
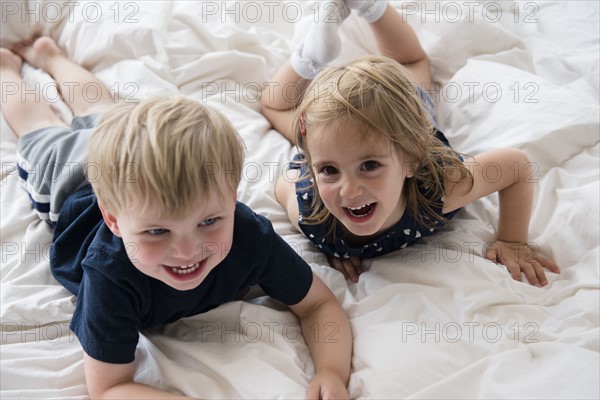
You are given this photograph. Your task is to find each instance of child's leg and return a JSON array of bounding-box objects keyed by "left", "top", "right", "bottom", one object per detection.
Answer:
[
  {"left": 262, "top": 2, "right": 431, "bottom": 142},
  {"left": 290, "top": 0, "right": 350, "bottom": 79},
  {"left": 261, "top": 60, "right": 310, "bottom": 143},
  {"left": 0, "top": 48, "right": 67, "bottom": 137},
  {"left": 14, "top": 37, "right": 113, "bottom": 117},
  {"left": 263, "top": 1, "right": 350, "bottom": 142},
  {"left": 359, "top": 3, "right": 431, "bottom": 89}
]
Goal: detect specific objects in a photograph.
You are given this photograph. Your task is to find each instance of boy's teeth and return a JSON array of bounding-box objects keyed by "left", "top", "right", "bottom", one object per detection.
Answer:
[{"left": 170, "top": 262, "right": 200, "bottom": 274}]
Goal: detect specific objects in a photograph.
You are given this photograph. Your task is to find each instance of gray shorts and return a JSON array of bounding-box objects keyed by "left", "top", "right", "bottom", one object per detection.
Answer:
[{"left": 17, "top": 114, "right": 99, "bottom": 224}]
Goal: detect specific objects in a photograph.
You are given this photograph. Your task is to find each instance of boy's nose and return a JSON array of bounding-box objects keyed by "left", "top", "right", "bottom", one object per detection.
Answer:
[{"left": 172, "top": 237, "right": 199, "bottom": 261}]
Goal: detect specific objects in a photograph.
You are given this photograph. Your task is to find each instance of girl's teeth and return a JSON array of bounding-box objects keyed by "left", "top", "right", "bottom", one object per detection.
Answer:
[{"left": 347, "top": 203, "right": 375, "bottom": 217}]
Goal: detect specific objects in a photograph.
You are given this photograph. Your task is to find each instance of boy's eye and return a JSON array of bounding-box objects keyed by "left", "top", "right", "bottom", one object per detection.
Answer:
[
  {"left": 147, "top": 228, "right": 168, "bottom": 235},
  {"left": 200, "top": 217, "right": 219, "bottom": 226},
  {"left": 320, "top": 165, "right": 338, "bottom": 175},
  {"left": 361, "top": 160, "right": 380, "bottom": 171}
]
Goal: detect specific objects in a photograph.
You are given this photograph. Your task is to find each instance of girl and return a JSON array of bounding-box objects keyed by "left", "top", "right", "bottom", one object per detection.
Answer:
[{"left": 262, "top": 0, "right": 560, "bottom": 286}]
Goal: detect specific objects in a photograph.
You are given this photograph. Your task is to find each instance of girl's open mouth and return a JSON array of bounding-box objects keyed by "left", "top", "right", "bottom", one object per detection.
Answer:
[{"left": 343, "top": 202, "right": 376, "bottom": 221}]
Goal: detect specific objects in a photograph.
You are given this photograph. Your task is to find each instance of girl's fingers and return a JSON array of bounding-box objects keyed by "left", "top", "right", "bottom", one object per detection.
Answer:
[
  {"left": 520, "top": 261, "right": 542, "bottom": 287},
  {"left": 502, "top": 259, "right": 522, "bottom": 282},
  {"left": 535, "top": 255, "right": 561, "bottom": 273},
  {"left": 531, "top": 260, "right": 548, "bottom": 286},
  {"left": 350, "top": 257, "right": 363, "bottom": 275},
  {"left": 342, "top": 260, "right": 359, "bottom": 283},
  {"left": 327, "top": 257, "right": 349, "bottom": 281}
]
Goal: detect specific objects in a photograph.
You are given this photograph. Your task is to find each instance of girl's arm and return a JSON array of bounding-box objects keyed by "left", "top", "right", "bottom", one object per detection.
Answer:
[{"left": 443, "top": 148, "right": 560, "bottom": 286}]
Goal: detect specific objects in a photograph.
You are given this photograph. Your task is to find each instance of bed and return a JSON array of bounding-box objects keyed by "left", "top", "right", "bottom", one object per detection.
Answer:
[{"left": 1, "top": 1, "right": 598, "bottom": 398}]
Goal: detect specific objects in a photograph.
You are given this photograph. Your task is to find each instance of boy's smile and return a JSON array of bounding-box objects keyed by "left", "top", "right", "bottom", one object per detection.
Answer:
[
  {"left": 100, "top": 183, "right": 236, "bottom": 291},
  {"left": 307, "top": 120, "right": 413, "bottom": 239},
  {"left": 163, "top": 257, "right": 207, "bottom": 281}
]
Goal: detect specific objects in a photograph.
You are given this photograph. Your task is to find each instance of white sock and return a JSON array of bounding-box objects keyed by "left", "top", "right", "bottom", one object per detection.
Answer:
[
  {"left": 291, "top": 0, "right": 350, "bottom": 79},
  {"left": 346, "top": 0, "right": 388, "bottom": 23}
]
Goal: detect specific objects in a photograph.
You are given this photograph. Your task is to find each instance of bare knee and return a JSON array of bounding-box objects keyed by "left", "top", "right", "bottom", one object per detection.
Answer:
[
  {"left": 79, "top": 100, "right": 113, "bottom": 117},
  {"left": 12, "top": 117, "right": 68, "bottom": 138}
]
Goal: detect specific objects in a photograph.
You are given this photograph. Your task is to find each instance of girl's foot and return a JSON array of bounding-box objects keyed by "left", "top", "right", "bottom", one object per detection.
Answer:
[
  {"left": 0, "top": 48, "right": 23, "bottom": 74},
  {"left": 13, "top": 36, "right": 64, "bottom": 71},
  {"left": 345, "top": 0, "right": 387, "bottom": 22},
  {"left": 291, "top": 0, "right": 350, "bottom": 79}
]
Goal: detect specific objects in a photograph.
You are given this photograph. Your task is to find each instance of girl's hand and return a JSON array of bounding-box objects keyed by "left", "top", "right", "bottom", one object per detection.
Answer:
[
  {"left": 307, "top": 369, "right": 350, "bottom": 400},
  {"left": 327, "top": 255, "right": 363, "bottom": 283},
  {"left": 485, "top": 240, "right": 560, "bottom": 287}
]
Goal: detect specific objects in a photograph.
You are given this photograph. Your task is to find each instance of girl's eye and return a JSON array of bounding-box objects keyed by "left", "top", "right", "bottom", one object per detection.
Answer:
[
  {"left": 362, "top": 160, "right": 380, "bottom": 171},
  {"left": 200, "top": 217, "right": 219, "bottom": 226},
  {"left": 320, "top": 165, "right": 338, "bottom": 175},
  {"left": 147, "top": 228, "right": 168, "bottom": 236}
]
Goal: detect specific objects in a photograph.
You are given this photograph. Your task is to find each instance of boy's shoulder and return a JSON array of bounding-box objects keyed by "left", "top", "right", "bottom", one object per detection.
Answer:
[
  {"left": 58, "top": 183, "right": 98, "bottom": 221},
  {"left": 230, "top": 201, "right": 313, "bottom": 305},
  {"left": 232, "top": 201, "right": 276, "bottom": 245},
  {"left": 53, "top": 183, "right": 122, "bottom": 260},
  {"left": 52, "top": 183, "right": 104, "bottom": 260},
  {"left": 51, "top": 184, "right": 137, "bottom": 294}
]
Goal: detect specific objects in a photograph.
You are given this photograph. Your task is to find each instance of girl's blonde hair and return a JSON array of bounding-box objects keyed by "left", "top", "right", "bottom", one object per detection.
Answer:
[
  {"left": 294, "top": 55, "right": 471, "bottom": 230},
  {"left": 88, "top": 96, "right": 245, "bottom": 217}
]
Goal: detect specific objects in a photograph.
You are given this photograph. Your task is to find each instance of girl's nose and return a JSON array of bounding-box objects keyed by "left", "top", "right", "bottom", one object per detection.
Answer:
[{"left": 339, "top": 176, "right": 363, "bottom": 199}]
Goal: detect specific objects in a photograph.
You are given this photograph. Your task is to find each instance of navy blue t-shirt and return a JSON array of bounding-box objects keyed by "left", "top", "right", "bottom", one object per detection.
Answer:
[{"left": 50, "top": 185, "right": 313, "bottom": 364}]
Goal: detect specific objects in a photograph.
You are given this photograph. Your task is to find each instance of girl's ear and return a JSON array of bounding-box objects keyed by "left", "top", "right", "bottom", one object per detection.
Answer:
[
  {"left": 403, "top": 161, "right": 417, "bottom": 178},
  {"left": 98, "top": 203, "right": 122, "bottom": 237}
]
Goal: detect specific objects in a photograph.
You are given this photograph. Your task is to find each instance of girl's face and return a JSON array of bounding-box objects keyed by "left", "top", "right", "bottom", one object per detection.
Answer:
[
  {"left": 100, "top": 183, "right": 236, "bottom": 291},
  {"left": 307, "top": 120, "right": 414, "bottom": 238}
]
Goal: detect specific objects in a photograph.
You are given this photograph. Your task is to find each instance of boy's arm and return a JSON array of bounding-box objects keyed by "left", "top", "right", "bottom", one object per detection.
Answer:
[
  {"left": 83, "top": 353, "right": 195, "bottom": 399},
  {"left": 289, "top": 273, "right": 352, "bottom": 400},
  {"left": 443, "top": 148, "right": 560, "bottom": 286}
]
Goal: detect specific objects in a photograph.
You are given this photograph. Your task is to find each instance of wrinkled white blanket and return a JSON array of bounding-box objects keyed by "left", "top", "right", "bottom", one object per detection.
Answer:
[{"left": 1, "top": 1, "right": 598, "bottom": 398}]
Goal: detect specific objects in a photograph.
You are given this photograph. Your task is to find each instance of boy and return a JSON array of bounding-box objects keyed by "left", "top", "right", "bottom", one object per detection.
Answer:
[{"left": 0, "top": 37, "right": 351, "bottom": 399}]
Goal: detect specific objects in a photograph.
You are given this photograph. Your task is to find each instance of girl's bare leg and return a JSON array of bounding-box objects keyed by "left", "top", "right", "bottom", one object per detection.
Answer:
[{"left": 367, "top": 4, "right": 431, "bottom": 89}]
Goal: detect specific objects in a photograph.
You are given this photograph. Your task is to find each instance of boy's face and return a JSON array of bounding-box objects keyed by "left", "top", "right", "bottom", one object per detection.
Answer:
[{"left": 100, "top": 184, "right": 236, "bottom": 291}]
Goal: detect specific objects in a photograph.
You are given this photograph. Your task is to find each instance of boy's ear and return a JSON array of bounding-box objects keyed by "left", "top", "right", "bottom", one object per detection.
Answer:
[{"left": 98, "top": 203, "right": 122, "bottom": 237}]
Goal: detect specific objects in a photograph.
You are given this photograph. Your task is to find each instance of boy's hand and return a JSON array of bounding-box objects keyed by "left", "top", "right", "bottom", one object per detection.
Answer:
[
  {"left": 307, "top": 369, "right": 350, "bottom": 400},
  {"left": 485, "top": 240, "right": 560, "bottom": 287},
  {"left": 327, "top": 255, "right": 363, "bottom": 283}
]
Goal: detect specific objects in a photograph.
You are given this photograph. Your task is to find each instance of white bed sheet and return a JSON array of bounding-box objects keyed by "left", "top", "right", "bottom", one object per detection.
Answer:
[{"left": 1, "top": 1, "right": 599, "bottom": 398}]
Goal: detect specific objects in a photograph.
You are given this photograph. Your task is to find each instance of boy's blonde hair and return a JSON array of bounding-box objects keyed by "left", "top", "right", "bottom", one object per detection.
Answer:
[
  {"left": 294, "top": 55, "right": 471, "bottom": 230},
  {"left": 88, "top": 96, "right": 244, "bottom": 217}
]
